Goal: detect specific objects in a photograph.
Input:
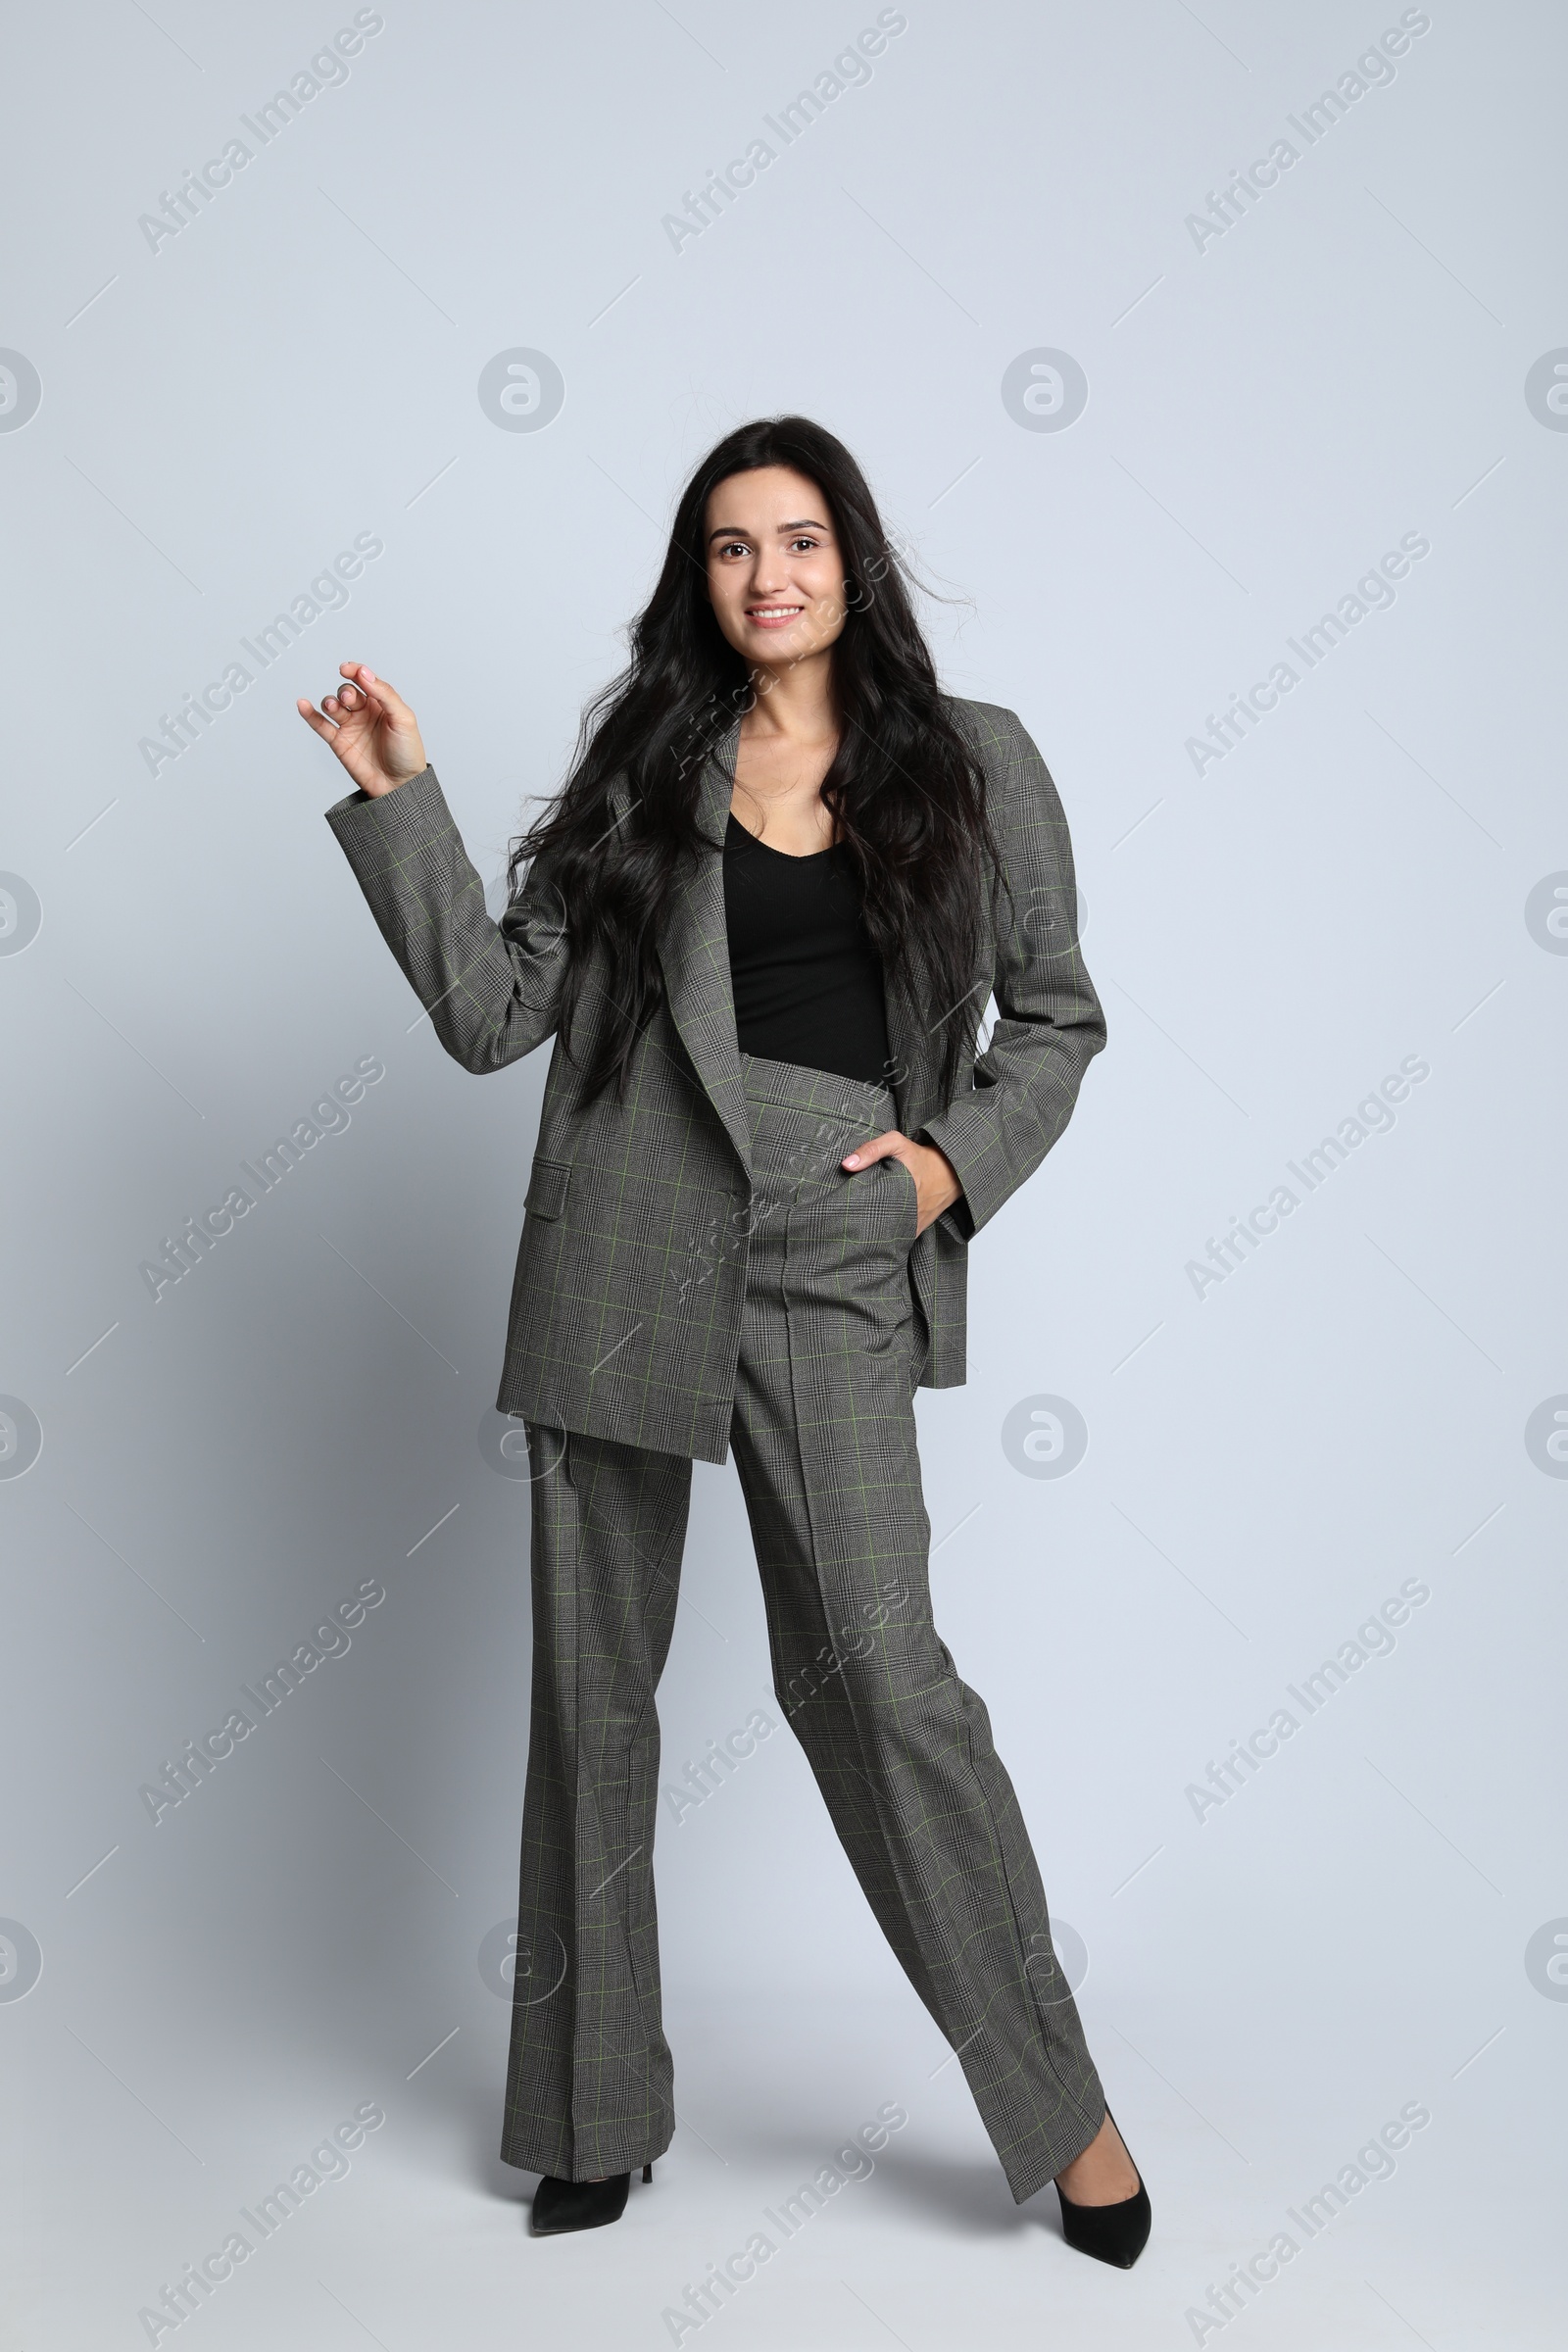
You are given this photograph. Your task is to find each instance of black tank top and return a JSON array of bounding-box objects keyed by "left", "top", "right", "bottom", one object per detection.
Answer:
[{"left": 722, "top": 815, "right": 891, "bottom": 1087}]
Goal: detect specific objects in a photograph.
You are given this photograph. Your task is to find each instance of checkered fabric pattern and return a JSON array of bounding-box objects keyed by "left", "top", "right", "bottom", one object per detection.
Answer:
[
  {"left": 500, "top": 1056, "right": 1106, "bottom": 2202},
  {"left": 323, "top": 700, "right": 1105, "bottom": 1466}
]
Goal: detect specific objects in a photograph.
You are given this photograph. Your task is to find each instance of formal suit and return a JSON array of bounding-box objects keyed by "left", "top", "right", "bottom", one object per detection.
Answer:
[
  {"left": 324, "top": 699, "right": 1106, "bottom": 1464},
  {"left": 325, "top": 697, "right": 1109, "bottom": 2199}
]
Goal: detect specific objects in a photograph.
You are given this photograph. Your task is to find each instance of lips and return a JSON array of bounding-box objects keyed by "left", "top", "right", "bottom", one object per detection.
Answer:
[{"left": 746, "top": 605, "right": 805, "bottom": 626}]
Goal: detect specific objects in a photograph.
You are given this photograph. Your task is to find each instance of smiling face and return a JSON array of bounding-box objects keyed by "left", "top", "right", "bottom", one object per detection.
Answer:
[{"left": 704, "top": 465, "right": 850, "bottom": 674}]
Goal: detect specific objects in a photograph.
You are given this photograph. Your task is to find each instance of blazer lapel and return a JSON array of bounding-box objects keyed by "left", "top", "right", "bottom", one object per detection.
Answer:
[
  {"left": 885, "top": 928, "right": 994, "bottom": 1141},
  {"left": 657, "top": 715, "right": 754, "bottom": 1178},
  {"left": 882, "top": 959, "right": 921, "bottom": 1137}
]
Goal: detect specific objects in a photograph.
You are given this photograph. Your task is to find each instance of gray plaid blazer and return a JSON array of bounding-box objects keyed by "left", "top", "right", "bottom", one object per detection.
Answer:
[{"left": 324, "top": 699, "right": 1104, "bottom": 1464}]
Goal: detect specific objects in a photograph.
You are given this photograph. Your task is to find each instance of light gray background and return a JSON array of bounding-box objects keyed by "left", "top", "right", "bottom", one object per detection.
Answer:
[{"left": 2, "top": 2, "right": 1563, "bottom": 2346}]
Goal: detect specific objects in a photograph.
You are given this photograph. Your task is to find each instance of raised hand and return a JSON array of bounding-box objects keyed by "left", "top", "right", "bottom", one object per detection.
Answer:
[{"left": 297, "top": 663, "right": 427, "bottom": 799}]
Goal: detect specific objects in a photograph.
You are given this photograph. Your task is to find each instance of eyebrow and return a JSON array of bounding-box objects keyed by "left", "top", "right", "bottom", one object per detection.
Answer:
[{"left": 707, "top": 516, "right": 830, "bottom": 543}]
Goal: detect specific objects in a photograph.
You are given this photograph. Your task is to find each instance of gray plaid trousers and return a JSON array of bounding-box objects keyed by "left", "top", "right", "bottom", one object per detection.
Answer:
[{"left": 501, "top": 1056, "right": 1105, "bottom": 2203}]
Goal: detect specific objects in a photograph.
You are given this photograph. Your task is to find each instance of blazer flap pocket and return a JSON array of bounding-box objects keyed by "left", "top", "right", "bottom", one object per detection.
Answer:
[{"left": 525, "top": 1158, "right": 571, "bottom": 1221}]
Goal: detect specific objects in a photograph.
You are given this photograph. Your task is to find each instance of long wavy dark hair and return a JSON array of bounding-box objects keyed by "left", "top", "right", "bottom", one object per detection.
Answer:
[{"left": 508, "top": 416, "right": 1000, "bottom": 1102}]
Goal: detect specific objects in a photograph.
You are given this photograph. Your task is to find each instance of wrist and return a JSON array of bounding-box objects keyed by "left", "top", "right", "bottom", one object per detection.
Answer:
[
  {"left": 930, "top": 1142, "right": 960, "bottom": 1197},
  {"left": 365, "top": 761, "right": 426, "bottom": 798},
  {"left": 913, "top": 1136, "right": 963, "bottom": 1221}
]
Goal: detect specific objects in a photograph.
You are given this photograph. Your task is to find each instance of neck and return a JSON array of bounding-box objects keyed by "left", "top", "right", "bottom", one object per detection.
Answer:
[{"left": 743, "top": 647, "right": 837, "bottom": 742}]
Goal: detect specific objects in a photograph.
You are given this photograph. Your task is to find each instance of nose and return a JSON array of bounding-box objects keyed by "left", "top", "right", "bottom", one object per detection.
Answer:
[{"left": 746, "top": 552, "right": 790, "bottom": 598}]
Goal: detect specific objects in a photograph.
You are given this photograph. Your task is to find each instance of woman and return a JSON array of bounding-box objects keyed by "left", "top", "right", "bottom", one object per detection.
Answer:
[{"left": 299, "top": 416, "right": 1149, "bottom": 2267}]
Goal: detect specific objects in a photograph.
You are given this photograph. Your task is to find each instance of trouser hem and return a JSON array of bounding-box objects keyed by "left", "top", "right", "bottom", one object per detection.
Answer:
[
  {"left": 1002, "top": 2085, "right": 1107, "bottom": 2206},
  {"left": 499, "top": 2127, "right": 674, "bottom": 2180}
]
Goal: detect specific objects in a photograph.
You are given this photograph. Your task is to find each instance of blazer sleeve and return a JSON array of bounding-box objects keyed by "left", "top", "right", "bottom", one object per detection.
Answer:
[
  {"left": 324, "top": 765, "right": 568, "bottom": 1073},
  {"left": 918, "top": 707, "right": 1106, "bottom": 1237}
]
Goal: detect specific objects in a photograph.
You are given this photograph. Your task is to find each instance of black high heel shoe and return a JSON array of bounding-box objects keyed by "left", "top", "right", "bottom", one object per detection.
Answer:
[
  {"left": 1054, "top": 2110, "right": 1151, "bottom": 2270},
  {"left": 531, "top": 2162, "right": 653, "bottom": 2236}
]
